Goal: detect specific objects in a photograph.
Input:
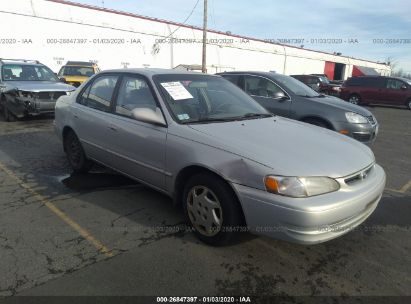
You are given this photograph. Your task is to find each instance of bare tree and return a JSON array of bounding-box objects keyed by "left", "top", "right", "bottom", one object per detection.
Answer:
[{"left": 385, "top": 56, "right": 411, "bottom": 79}]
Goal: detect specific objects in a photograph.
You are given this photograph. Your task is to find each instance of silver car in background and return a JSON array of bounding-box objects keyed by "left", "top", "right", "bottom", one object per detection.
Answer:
[
  {"left": 54, "top": 69, "right": 386, "bottom": 246},
  {"left": 0, "top": 59, "right": 75, "bottom": 121}
]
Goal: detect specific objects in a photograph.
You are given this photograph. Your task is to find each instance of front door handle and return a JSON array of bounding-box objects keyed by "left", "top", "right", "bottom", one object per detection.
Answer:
[{"left": 108, "top": 125, "right": 117, "bottom": 131}]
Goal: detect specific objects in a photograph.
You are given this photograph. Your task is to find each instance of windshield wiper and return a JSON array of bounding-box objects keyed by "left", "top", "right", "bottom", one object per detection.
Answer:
[
  {"left": 181, "top": 112, "right": 274, "bottom": 124},
  {"left": 297, "top": 94, "right": 325, "bottom": 98},
  {"left": 239, "top": 113, "right": 274, "bottom": 119},
  {"left": 181, "top": 117, "right": 239, "bottom": 124},
  {"left": 181, "top": 113, "right": 273, "bottom": 124}
]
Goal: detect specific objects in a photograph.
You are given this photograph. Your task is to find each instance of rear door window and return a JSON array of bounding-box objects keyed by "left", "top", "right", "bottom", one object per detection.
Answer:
[
  {"left": 78, "top": 75, "right": 119, "bottom": 112},
  {"left": 222, "top": 74, "right": 241, "bottom": 87}
]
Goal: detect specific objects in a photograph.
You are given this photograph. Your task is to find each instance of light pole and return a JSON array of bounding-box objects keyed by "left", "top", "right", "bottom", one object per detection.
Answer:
[{"left": 202, "top": 0, "right": 208, "bottom": 73}]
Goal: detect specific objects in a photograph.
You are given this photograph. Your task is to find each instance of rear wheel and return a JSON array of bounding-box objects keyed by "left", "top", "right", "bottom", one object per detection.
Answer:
[
  {"left": 348, "top": 94, "right": 361, "bottom": 105},
  {"left": 63, "top": 130, "right": 93, "bottom": 173},
  {"left": 406, "top": 99, "right": 411, "bottom": 110},
  {"left": 183, "top": 173, "right": 244, "bottom": 246}
]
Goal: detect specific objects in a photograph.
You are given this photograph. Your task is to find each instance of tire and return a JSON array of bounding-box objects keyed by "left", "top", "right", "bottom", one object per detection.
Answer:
[
  {"left": 183, "top": 173, "right": 244, "bottom": 246},
  {"left": 348, "top": 94, "right": 361, "bottom": 105},
  {"left": 302, "top": 118, "right": 330, "bottom": 129},
  {"left": 406, "top": 99, "right": 411, "bottom": 110},
  {"left": 3, "top": 105, "right": 17, "bottom": 122},
  {"left": 63, "top": 130, "right": 93, "bottom": 173}
]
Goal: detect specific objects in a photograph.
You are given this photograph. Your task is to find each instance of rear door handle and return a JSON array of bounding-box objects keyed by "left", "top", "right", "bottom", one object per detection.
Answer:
[{"left": 108, "top": 125, "right": 117, "bottom": 131}]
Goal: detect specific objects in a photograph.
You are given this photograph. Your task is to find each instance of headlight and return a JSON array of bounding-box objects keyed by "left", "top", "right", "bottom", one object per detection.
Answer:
[
  {"left": 345, "top": 112, "right": 368, "bottom": 124},
  {"left": 264, "top": 176, "right": 340, "bottom": 198}
]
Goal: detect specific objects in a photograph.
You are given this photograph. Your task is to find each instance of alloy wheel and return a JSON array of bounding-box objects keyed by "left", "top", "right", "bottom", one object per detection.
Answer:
[{"left": 349, "top": 96, "right": 359, "bottom": 105}]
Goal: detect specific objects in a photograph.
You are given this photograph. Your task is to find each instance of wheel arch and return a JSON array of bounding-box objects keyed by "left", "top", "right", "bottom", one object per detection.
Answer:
[
  {"left": 173, "top": 165, "right": 246, "bottom": 224},
  {"left": 62, "top": 126, "right": 76, "bottom": 152},
  {"left": 299, "top": 115, "right": 335, "bottom": 130}
]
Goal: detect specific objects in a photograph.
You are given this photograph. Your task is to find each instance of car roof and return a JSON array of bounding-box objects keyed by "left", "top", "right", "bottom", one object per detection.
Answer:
[
  {"left": 0, "top": 60, "right": 43, "bottom": 66},
  {"left": 217, "top": 71, "right": 276, "bottom": 78},
  {"left": 290, "top": 74, "right": 315, "bottom": 77},
  {"left": 65, "top": 61, "right": 96, "bottom": 66},
  {"left": 100, "top": 68, "right": 220, "bottom": 77}
]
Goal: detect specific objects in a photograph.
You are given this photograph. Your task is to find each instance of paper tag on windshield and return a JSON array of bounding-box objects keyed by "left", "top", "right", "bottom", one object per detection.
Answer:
[{"left": 161, "top": 82, "right": 193, "bottom": 100}]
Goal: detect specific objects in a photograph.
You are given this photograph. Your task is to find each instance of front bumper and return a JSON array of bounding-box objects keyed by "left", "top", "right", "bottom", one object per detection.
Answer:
[
  {"left": 232, "top": 164, "right": 386, "bottom": 244},
  {"left": 334, "top": 121, "right": 379, "bottom": 145},
  {"left": 12, "top": 98, "right": 56, "bottom": 117}
]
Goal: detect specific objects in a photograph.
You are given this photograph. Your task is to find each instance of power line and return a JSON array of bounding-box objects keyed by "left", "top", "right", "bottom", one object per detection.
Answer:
[{"left": 164, "top": 0, "right": 201, "bottom": 39}]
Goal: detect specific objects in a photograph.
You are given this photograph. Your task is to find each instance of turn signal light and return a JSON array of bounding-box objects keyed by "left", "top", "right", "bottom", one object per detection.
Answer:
[{"left": 264, "top": 176, "right": 279, "bottom": 193}]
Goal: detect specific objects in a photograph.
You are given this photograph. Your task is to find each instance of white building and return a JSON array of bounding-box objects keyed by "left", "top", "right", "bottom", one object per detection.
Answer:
[{"left": 0, "top": 0, "right": 391, "bottom": 79}]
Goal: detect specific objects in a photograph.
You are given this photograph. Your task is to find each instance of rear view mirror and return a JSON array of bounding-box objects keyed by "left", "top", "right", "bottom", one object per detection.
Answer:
[
  {"left": 273, "top": 91, "right": 288, "bottom": 100},
  {"left": 132, "top": 107, "right": 166, "bottom": 126}
]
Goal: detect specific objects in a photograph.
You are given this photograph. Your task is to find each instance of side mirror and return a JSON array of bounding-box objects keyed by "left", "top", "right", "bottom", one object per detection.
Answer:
[
  {"left": 272, "top": 91, "right": 288, "bottom": 101},
  {"left": 132, "top": 107, "right": 166, "bottom": 126},
  {"left": 401, "top": 85, "right": 407, "bottom": 90},
  {"left": 59, "top": 77, "right": 67, "bottom": 83}
]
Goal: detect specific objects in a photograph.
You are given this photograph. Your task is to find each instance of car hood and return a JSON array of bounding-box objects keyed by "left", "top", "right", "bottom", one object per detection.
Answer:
[
  {"left": 64, "top": 75, "right": 89, "bottom": 80},
  {"left": 308, "top": 95, "right": 372, "bottom": 117},
  {"left": 188, "top": 117, "right": 374, "bottom": 178},
  {"left": 5, "top": 81, "right": 76, "bottom": 92}
]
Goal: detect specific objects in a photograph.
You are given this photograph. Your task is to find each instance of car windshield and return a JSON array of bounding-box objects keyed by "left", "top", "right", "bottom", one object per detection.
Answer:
[
  {"left": 154, "top": 74, "right": 271, "bottom": 124},
  {"left": 1, "top": 64, "right": 59, "bottom": 81},
  {"left": 59, "top": 66, "right": 95, "bottom": 77},
  {"left": 272, "top": 73, "right": 320, "bottom": 97}
]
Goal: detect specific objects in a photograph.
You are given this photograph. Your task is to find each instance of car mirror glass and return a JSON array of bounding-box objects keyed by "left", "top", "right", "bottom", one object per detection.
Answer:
[
  {"left": 132, "top": 107, "right": 166, "bottom": 126},
  {"left": 272, "top": 91, "right": 287, "bottom": 100}
]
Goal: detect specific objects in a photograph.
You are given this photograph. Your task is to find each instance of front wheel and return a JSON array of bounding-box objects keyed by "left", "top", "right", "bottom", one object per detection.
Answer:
[
  {"left": 406, "top": 99, "right": 411, "bottom": 110},
  {"left": 183, "top": 174, "right": 244, "bottom": 246},
  {"left": 3, "top": 105, "right": 16, "bottom": 122},
  {"left": 348, "top": 94, "right": 361, "bottom": 105},
  {"left": 63, "top": 131, "right": 93, "bottom": 173}
]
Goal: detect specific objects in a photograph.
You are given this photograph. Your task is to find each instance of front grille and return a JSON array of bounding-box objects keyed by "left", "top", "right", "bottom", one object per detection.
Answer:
[
  {"left": 36, "top": 91, "right": 67, "bottom": 100},
  {"left": 345, "top": 165, "right": 374, "bottom": 185},
  {"left": 53, "top": 92, "right": 67, "bottom": 99},
  {"left": 37, "top": 92, "right": 52, "bottom": 99},
  {"left": 367, "top": 115, "right": 376, "bottom": 125}
]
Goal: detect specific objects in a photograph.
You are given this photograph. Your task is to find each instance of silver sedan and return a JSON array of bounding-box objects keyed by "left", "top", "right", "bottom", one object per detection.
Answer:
[{"left": 54, "top": 69, "right": 386, "bottom": 246}]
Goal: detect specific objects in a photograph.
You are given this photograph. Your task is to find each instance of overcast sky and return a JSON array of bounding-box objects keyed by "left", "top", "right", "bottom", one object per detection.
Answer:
[{"left": 75, "top": 0, "right": 411, "bottom": 72}]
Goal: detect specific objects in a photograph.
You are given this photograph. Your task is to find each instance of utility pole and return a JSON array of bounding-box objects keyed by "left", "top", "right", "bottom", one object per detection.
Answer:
[{"left": 202, "top": 0, "right": 208, "bottom": 73}]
